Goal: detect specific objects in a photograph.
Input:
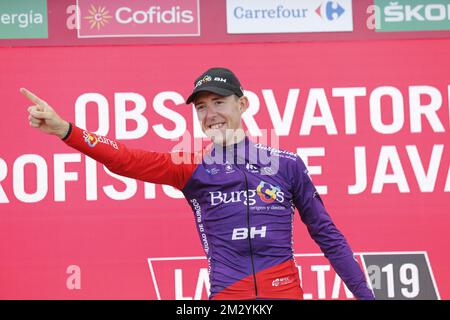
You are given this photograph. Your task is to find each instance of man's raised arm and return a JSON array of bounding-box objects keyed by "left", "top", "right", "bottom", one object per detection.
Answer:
[{"left": 21, "top": 88, "right": 197, "bottom": 190}]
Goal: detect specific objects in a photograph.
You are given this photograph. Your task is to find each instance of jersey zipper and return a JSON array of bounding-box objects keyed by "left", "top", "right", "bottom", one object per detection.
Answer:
[{"left": 236, "top": 163, "right": 258, "bottom": 298}]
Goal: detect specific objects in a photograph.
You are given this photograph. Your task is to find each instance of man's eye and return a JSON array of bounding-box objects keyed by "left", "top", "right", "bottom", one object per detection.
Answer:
[{"left": 196, "top": 105, "right": 205, "bottom": 111}]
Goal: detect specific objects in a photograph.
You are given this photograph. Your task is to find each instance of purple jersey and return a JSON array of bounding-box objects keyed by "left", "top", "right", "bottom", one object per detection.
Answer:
[{"left": 63, "top": 124, "right": 375, "bottom": 300}]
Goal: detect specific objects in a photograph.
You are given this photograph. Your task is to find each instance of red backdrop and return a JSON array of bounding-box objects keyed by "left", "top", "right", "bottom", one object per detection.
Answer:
[{"left": 0, "top": 38, "right": 449, "bottom": 299}]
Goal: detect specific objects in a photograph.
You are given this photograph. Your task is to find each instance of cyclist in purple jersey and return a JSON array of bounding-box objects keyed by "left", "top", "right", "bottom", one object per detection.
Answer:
[{"left": 22, "top": 67, "right": 375, "bottom": 300}]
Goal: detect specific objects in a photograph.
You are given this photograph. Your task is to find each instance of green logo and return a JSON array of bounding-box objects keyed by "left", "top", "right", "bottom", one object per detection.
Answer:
[
  {"left": 0, "top": 0, "right": 48, "bottom": 39},
  {"left": 375, "top": 0, "right": 450, "bottom": 32}
]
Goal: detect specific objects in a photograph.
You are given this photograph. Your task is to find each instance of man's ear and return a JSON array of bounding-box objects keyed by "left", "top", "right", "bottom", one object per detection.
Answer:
[{"left": 239, "top": 96, "right": 249, "bottom": 113}]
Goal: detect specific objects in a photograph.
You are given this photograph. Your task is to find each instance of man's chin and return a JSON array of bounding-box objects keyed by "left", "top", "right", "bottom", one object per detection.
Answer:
[
  {"left": 205, "top": 128, "right": 246, "bottom": 146},
  {"left": 205, "top": 129, "right": 229, "bottom": 145}
]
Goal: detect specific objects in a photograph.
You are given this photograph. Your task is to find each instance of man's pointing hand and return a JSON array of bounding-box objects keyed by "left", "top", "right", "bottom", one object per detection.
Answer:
[{"left": 21, "top": 88, "right": 70, "bottom": 139}]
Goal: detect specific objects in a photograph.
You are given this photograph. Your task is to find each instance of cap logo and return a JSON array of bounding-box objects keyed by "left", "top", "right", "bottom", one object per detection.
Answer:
[
  {"left": 214, "top": 77, "right": 227, "bottom": 83},
  {"left": 195, "top": 75, "right": 212, "bottom": 88}
]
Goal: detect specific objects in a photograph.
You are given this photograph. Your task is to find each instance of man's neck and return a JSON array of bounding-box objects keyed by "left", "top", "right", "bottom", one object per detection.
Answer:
[{"left": 214, "top": 128, "right": 246, "bottom": 147}]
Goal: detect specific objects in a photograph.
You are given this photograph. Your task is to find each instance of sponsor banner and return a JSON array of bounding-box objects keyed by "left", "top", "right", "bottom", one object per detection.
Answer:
[
  {"left": 226, "top": 0, "right": 353, "bottom": 34},
  {"left": 0, "top": 0, "right": 48, "bottom": 39},
  {"left": 361, "top": 252, "right": 440, "bottom": 300},
  {"left": 0, "top": 40, "right": 449, "bottom": 299},
  {"left": 76, "top": 0, "right": 200, "bottom": 38},
  {"left": 148, "top": 252, "right": 440, "bottom": 300},
  {"left": 1, "top": 0, "right": 450, "bottom": 46},
  {"left": 375, "top": 0, "right": 450, "bottom": 32}
]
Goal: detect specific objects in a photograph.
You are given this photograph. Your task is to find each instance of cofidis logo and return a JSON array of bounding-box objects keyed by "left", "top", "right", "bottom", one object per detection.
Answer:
[
  {"left": 77, "top": 0, "right": 200, "bottom": 38},
  {"left": 226, "top": 0, "right": 353, "bottom": 34}
]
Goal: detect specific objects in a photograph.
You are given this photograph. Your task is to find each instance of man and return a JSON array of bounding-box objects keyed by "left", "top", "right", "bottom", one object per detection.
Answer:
[{"left": 21, "top": 67, "right": 374, "bottom": 300}]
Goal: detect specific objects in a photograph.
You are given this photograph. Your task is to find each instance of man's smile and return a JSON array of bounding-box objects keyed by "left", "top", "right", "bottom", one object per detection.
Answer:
[{"left": 208, "top": 122, "right": 226, "bottom": 130}]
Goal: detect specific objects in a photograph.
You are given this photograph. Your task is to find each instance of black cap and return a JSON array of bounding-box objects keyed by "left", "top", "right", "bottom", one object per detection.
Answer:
[{"left": 186, "top": 67, "right": 244, "bottom": 104}]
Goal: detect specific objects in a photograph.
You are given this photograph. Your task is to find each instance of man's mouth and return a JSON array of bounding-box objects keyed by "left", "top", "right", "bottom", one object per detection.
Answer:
[{"left": 208, "top": 122, "right": 226, "bottom": 130}]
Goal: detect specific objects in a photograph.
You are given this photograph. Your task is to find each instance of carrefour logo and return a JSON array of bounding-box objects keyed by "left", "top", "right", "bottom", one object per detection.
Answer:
[
  {"left": 226, "top": 0, "right": 353, "bottom": 34},
  {"left": 315, "top": 1, "right": 345, "bottom": 21}
]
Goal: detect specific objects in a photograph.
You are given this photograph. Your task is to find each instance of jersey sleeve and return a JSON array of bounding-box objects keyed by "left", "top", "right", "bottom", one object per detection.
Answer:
[
  {"left": 290, "top": 155, "right": 375, "bottom": 300},
  {"left": 62, "top": 123, "right": 198, "bottom": 190}
]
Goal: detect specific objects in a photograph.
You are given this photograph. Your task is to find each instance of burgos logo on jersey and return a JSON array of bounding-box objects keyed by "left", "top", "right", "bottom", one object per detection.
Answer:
[
  {"left": 210, "top": 181, "right": 284, "bottom": 206},
  {"left": 256, "top": 181, "right": 281, "bottom": 203}
]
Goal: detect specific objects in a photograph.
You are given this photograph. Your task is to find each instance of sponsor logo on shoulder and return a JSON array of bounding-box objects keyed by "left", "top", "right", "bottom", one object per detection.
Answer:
[
  {"left": 245, "top": 163, "right": 275, "bottom": 176},
  {"left": 205, "top": 167, "right": 220, "bottom": 175},
  {"left": 245, "top": 162, "right": 259, "bottom": 174},
  {"left": 82, "top": 131, "right": 119, "bottom": 150},
  {"left": 224, "top": 162, "right": 235, "bottom": 174},
  {"left": 261, "top": 166, "right": 275, "bottom": 175},
  {"left": 254, "top": 144, "right": 297, "bottom": 161},
  {"left": 83, "top": 132, "right": 98, "bottom": 147}
]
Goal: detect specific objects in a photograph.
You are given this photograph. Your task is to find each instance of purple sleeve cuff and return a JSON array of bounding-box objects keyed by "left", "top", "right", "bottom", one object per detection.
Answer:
[{"left": 329, "top": 254, "right": 375, "bottom": 300}]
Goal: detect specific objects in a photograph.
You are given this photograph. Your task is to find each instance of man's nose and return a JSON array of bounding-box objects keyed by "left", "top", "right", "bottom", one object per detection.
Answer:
[{"left": 205, "top": 104, "right": 218, "bottom": 119}]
